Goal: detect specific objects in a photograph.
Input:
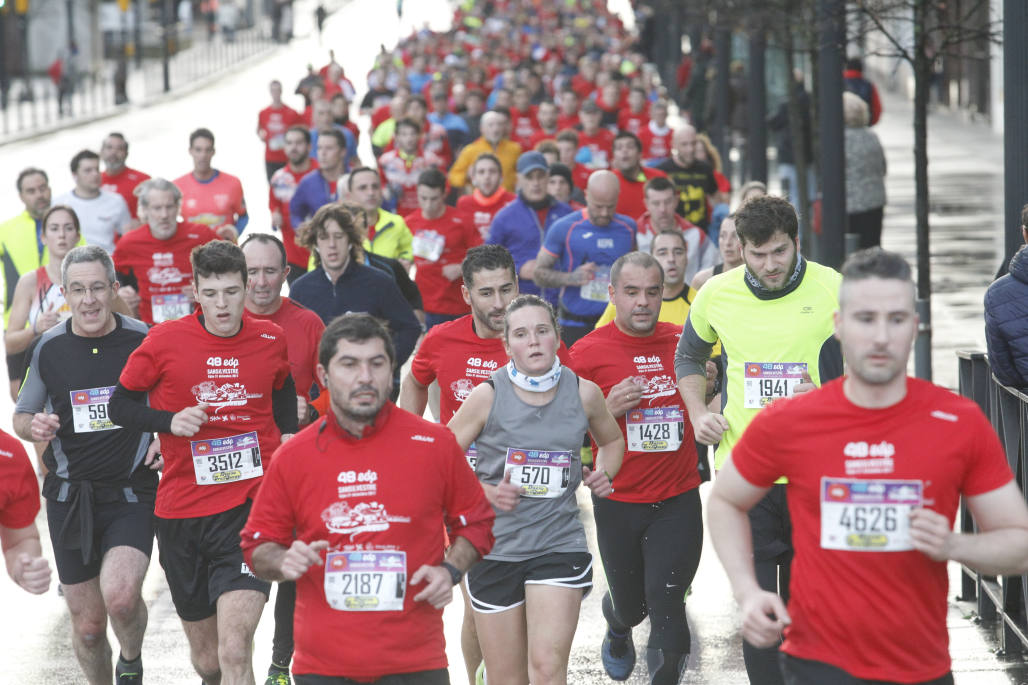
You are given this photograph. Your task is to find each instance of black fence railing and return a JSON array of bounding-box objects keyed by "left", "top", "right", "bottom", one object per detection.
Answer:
[
  {"left": 0, "top": 16, "right": 277, "bottom": 142},
  {"left": 956, "top": 351, "right": 1028, "bottom": 657}
]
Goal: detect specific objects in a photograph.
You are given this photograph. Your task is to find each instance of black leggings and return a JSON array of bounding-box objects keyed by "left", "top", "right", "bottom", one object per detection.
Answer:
[
  {"left": 272, "top": 581, "right": 296, "bottom": 667},
  {"left": 592, "top": 488, "right": 703, "bottom": 652},
  {"left": 743, "top": 484, "right": 793, "bottom": 685},
  {"left": 781, "top": 654, "right": 953, "bottom": 685}
]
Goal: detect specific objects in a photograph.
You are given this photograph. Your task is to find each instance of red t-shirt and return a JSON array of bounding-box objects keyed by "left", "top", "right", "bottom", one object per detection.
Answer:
[
  {"left": 456, "top": 190, "right": 516, "bottom": 242},
  {"left": 410, "top": 315, "right": 572, "bottom": 424},
  {"left": 406, "top": 208, "right": 481, "bottom": 315},
  {"left": 0, "top": 430, "right": 39, "bottom": 529},
  {"left": 569, "top": 322, "right": 698, "bottom": 502},
  {"left": 269, "top": 160, "right": 318, "bottom": 268},
  {"left": 112, "top": 222, "right": 220, "bottom": 325},
  {"left": 245, "top": 299, "right": 325, "bottom": 400},
  {"left": 732, "top": 378, "right": 1014, "bottom": 683},
  {"left": 613, "top": 167, "right": 667, "bottom": 221},
  {"left": 556, "top": 113, "right": 580, "bottom": 132},
  {"left": 258, "top": 104, "right": 302, "bottom": 164},
  {"left": 639, "top": 124, "right": 673, "bottom": 162},
  {"left": 617, "top": 109, "right": 649, "bottom": 136},
  {"left": 527, "top": 127, "right": 559, "bottom": 149},
  {"left": 240, "top": 404, "right": 495, "bottom": 680},
  {"left": 509, "top": 106, "right": 538, "bottom": 149},
  {"left": 579, "top": 128, "right": 615, "bottom": 169},
  {"left": 119, "top": 312, "right": 291, "bottom": 519},
  {"left": 174, "top": 171, "right": 247, "bottom": 231},
  {"left": 101, "top": 166, "right": 151, "bottom": 220}
]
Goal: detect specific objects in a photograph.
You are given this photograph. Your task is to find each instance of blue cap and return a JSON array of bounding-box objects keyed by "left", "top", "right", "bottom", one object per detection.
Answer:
[{"left": 517, "top": 151, "right": 549, "bottom": 174}]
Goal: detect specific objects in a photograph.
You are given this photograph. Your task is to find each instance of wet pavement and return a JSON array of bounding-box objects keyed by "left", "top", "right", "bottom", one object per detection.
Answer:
[{"left": 0, "top": 1, "right": 1025, "bottom": 682}]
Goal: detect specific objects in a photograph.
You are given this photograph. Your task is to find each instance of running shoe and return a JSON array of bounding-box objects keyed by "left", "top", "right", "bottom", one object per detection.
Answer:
[
  {"left": 475, "top": 660, "right": 488, "bottom": 685},
  {"left": 601, "top": 627, "right": 636, "bottom": 681},
  {"left": 265, "top": 669, "right": 291, "bottom": 685},
  {"left": 115, "top": 655, "right": 142, "bottom": 684}
]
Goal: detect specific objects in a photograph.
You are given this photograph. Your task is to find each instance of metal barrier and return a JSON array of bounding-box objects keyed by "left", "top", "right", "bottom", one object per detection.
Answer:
[{"left": 956, "top": 351, "right": 1028, "bottom": 657}]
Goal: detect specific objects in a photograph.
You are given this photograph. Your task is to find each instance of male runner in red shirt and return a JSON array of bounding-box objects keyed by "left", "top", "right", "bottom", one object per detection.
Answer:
[
  {"left": 710, "top": 248, "right": 1028, "bottom": 685},
  {"left": 174, "top": 128, "right": 249, "bottom": 237},
  {"left": 100, "top": 132, "right": 150, "bottom": 226},
  {"left": 110, "top": 240, "right": 297, "bottom": 685},
  {"left": 455, "top": 153, "right": 516, "bottom": 242},
  {"left": 611, "top": 131, "right": 667, "bottom": 222},
  {"left": 0, "top": 428, "right": 51, "bottom": 594},
  {"left": 570, "top": 251, "right": 702, "bottom": 683},
  {"left": 406, "top": 169, "right": 481, "bottom": 330},
  {"left": 257, "top": 79, "right": 301, "bottom": 182},
  {"left": 242, "top": 313, "right": 494, "bottom": 683},
  {"left": 268, "top": 125, "right": 318, "bottom": 279},
  {"left": 113, "top": 178, "right": 220, "bottom": 325},
  {"left": 639, "top": 100, "right": 673, "bottom": 164}
]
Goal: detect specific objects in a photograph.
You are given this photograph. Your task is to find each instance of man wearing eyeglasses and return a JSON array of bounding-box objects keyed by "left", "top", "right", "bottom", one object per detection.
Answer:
[{"left": 13, "top": 244, "right": 160, "bottom": 685}]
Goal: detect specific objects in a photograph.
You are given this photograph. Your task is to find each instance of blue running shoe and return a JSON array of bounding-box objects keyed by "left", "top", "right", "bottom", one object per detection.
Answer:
[{"left": 601, "top": 627, "right": 636, "bottom": 681}]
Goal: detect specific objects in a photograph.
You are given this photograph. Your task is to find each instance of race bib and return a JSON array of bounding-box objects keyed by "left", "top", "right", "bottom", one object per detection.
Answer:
[
  {"left": 191, "top": 432, "right": 263, "bottom": 485},
  {"left": 466, "top": 442, "right": 479, "bottom": 470},
  {"left": 412, "top": 230, "right": 445, "bottom": 262},
  {"left": 70, "top": 386, "right": 119, "bottom": 433},
  {"left": 152, "top": 293, "right": 192, "bottom": 324},
  {"left": 506, "top": 448, "right": 571, "bottom": 498},
  {"left": 269, "top": 134, "right": 285, "bottom": 151},
  {"left": 325, "top": 550, "right": 406, "bottom": 611},
  {"left": 580, "top": 265, "right": 611, "bottom": 302},
  {"left": 626, "top": 407, "right": 684, "bottom": 452},
  {"left": 820, "top": 478, "right": 923, "bottom": 552},
  {"left": 743, "top": 362, "right": 808, "bottom": 409}
]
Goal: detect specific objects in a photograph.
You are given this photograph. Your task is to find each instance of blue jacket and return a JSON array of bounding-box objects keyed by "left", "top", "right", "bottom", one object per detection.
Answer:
[
  {"left": 289, "top": 262, "right": 421, "bottom": 367},
  {"left": 290, "top": 171, "right": 341, "bottom": 229},
  {"left": 487, "top": 195, "right": 573, "bottom": 302},
  {"left": 985, "top": 246, "right": 1028, "bottom": 389}
]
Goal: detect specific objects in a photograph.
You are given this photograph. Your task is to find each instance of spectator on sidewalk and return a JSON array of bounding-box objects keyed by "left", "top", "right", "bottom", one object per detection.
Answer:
[
  {"left": 768, "top": 71, "right": 815, "bottom": 214},
  {"left": 843, "top": 56, "right": 883, "bottom": 126},
  {"left": 985, "top": 204, "right": 1028, "bottom": 390},
  {"left": 844, "top": 92, "right": 887, "bottom": 249}
]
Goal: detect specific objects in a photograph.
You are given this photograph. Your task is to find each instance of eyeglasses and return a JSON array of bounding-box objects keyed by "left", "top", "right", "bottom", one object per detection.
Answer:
[{"left": 67, "top": 284, "right": 112, "bottom": 298}]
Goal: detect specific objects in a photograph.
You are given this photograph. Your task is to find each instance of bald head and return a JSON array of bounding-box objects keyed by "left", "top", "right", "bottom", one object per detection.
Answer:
[
  {"left": 586, "top": 170, "right": 619, "bottom": 226},
  {"left": 672, "top": 125, "right": 697, "bottom": 165}
]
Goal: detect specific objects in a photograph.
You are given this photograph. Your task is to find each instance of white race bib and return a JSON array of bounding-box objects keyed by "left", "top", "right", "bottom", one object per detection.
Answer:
[
  {"left": 743, "top": 362, "right": 808, "bottom": 409},
  {"left": 70, "top": 386, "right": 119, "bottom": 433},
  {"left": 152, "top": 293, "right": 192, "bottom": 324},
  {"left": 191, "top": 432, "right": 263, "bottom": 485},
  {"left": 412, "top": 230, "right": 445, "bottom": 262},
  {"left": 269, "top": 134, "right": 285, "bottom": 151},
  {"left": 820, "top": 478, "right": 923, "bottom": 552},
  {"left": 626, "top": 407, "right": 684, "bottom": 452},
  {"left": 325, "top": 550, "right": 407, "bottom": 611},
  {"left": 506, "top": 448, "right": 572, "bottom": 498},
  {"left": 580, "top": 265, "right": 611, "bottom": 302}
]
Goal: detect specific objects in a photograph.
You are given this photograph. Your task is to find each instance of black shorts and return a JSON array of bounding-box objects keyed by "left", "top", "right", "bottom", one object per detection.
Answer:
[
  {"left": 465, "top": 551, "right": 592, "bottom": 613},
  {"left": 47, "top": 498, "right": 155, "bottom": 585},
  {"left": 293, "top": 669, "right": 448, "bottom": 685},
  {"left": 780, "top": 654, "right": 954, "bottom": 685},
  {"left": 156, "top": 499, "right": 270, "bottom": 621}
]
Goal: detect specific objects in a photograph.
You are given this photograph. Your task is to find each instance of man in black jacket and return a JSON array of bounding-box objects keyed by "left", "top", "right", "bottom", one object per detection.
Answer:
[{"left": 985, "top": 204, "right": 1028, "bottom": 389}]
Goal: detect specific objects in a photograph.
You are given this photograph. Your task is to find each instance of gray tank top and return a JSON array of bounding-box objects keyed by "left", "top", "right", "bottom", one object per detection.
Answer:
[{"left": 475, "top": 366, "right": 590, "bottom": 561}]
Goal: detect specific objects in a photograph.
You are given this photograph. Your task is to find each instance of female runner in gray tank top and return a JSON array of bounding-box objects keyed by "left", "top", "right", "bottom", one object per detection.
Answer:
[{"left": 449, "top": 294, "right": 624, "bottom": 685}]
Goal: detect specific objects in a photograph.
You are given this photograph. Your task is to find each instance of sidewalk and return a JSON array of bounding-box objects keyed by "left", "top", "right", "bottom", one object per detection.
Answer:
[{"left": 0, "top": 0, "right": 344, "bottom": 146}]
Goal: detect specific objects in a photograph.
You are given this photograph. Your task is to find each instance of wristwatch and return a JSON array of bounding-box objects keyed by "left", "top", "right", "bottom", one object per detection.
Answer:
[{"left": 441, "top": 561, "right": 463, "bottom": 586}]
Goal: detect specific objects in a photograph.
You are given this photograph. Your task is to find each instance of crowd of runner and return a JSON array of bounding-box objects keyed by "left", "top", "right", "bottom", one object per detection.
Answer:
[{"left": 2, "top": 1, "right": 1028, "bottom": 685}]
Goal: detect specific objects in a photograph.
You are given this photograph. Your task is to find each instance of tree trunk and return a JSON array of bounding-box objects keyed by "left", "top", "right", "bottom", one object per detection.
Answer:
[
  {"left": 913, "top": 0, "right": 933, "bottom": 380},
  {"left": 781, "top": 9, "right": 813, "bottom": 247}
]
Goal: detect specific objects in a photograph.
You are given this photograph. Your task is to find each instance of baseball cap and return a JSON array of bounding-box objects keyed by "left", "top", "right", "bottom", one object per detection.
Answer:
[{"left": 517, "top": 151, "right": 549, "bottom": 174}]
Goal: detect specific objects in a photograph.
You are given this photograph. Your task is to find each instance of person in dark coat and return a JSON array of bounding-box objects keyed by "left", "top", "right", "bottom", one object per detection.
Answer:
[{"left": 985, "top": 204, "right": 1028, "bottom": 389}]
